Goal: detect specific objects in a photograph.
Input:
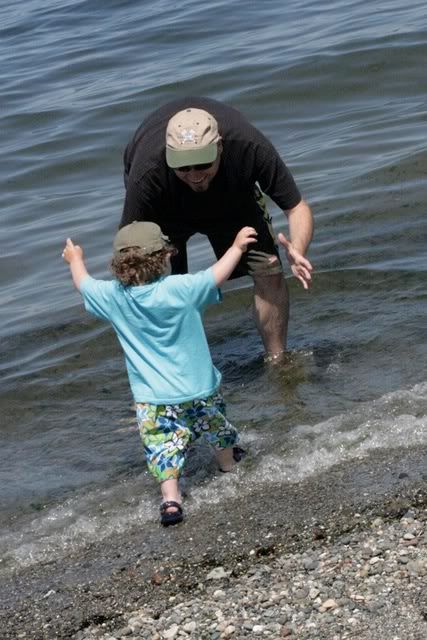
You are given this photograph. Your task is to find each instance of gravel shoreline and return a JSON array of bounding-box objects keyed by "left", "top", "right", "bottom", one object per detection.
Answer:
[
  {"left": 79, "top": 505, "right": 427, "bottom": 640},
  {"left": 2, "top": 447, "right": 427, "bottom": 640}
]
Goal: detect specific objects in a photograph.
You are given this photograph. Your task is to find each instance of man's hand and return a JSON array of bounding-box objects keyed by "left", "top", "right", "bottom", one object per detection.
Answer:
[
  {"left": 278, "top": 232, "right": 313, "bottom": 290},
  {"left": 62, "top": 238, "right": 84, "bottom": 264},
  {"left": 233, "top": 226, "right": 258, "bottom": 252}
]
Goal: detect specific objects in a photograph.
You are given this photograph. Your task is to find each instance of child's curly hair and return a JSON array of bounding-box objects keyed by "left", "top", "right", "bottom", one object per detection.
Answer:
[{"left": 111, "top": 246, "right": 176, "bottom": 286}]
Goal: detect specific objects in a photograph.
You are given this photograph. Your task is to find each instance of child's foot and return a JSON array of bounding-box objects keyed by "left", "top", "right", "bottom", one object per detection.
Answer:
[
  {"left": 219, "top": 446, "right": 246, "bottom": 472},
  {"left": 160, "top": 501, "right": 184, "bottom": 527}
]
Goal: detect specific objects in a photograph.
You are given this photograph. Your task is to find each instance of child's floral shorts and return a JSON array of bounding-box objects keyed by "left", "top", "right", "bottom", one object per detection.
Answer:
[{"left": 136, "top": 391, "right": 238, "bottom": 482}]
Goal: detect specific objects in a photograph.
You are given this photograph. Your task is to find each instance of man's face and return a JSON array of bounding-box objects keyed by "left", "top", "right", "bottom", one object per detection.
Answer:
[{"left": 173, "top": 143, "right": 222, "bottom": 192}]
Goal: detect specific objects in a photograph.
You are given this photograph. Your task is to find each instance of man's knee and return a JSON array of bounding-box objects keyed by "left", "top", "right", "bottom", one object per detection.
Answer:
[{"left": 253, "top": 272, "right": 287, "bottom": 296}]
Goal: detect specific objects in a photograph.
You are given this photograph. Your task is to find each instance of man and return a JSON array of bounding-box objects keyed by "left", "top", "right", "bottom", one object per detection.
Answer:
[{"left": 120, "top": 96, "right": 313, "bottom": 362}]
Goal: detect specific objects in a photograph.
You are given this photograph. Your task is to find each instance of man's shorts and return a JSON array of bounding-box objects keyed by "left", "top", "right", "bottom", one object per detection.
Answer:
[
  {"left": 136, "top": 391, "right": 239, "bottom": 482},
  {"left": 170, "top": 186, "right": 284, "bottom": 279}
]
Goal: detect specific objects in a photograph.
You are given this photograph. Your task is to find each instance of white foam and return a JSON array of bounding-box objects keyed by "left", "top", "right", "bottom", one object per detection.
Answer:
[
  {"left": 189, "top": 381, "right": 427, "bottom": 503},
  {"left": 0, "top": 479, "right": 158, "bottom": 572}
]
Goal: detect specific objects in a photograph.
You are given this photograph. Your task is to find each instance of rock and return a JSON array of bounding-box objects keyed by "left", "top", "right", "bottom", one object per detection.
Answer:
[
  {"left": 309, "top": 587, "right": 320, "bottom": 599},
  {"left": 206, "top": 567, "right": 232, "bottom": 580},
  {"left": 303, "top": 558, "right": 319, "bottom": 571},
  {"left": 162, "top": 624, "right": 179, "bottom": 639},
  {"left": 320, "top": 598, "right": 338, "bottom": 611},
  {"left": 371, "top": 517, "right": 384, "bottom": 528}
]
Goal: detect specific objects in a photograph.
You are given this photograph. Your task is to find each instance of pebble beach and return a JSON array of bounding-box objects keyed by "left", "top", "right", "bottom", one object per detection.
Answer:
[
  {"left": 3, "top": 447, "right": 427, "bottom": 640},
  {"left": 79, "top": 507, "right": 427, "bottom": 640}
]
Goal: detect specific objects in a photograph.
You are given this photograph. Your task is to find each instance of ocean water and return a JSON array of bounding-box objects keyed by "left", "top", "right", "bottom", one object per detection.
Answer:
[{"left": 1, "top": 0, "right": 426, "bottom": 574}]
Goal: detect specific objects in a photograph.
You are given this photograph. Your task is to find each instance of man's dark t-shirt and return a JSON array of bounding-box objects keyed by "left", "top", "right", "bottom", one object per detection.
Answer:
[{"left": 121, "top": 96, "right": 301, "bottom": 239}]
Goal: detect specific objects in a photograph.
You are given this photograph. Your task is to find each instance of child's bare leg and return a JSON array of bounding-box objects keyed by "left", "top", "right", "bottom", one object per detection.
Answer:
[
  {"left": 160, "top": 478, "right": 182, "bottom": 512},
  {"left": 215, "top": 447, "right": 235, "bottom": 472}
]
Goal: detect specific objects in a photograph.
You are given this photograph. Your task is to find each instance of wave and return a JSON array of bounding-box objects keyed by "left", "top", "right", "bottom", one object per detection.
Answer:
[{"left": 0, "top": 381, "right": 425, "bottom": 573}]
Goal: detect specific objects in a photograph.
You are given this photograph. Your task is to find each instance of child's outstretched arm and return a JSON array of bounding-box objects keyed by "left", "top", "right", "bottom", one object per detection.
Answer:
[
  {"left": 211, "top": 227, "right": 258, "bottom": 287},
  {"left": 62, "top": 238, "right": 89, "bottom": 292}
]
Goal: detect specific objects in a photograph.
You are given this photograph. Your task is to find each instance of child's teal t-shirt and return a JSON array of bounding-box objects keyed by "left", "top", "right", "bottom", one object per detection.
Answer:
[{"left": 80, "top": 268, "right": 222, "bottom": 405}]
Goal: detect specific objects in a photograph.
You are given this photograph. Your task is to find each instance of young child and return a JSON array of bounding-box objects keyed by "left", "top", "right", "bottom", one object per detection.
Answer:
[{"left": 62, "top": 221, "right": 257, "bottom": 526}]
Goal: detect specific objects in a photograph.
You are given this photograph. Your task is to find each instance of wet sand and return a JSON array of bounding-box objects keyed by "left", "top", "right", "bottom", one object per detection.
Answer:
[{"left": 2, "top": 446, "right": 427, "bottom": 639}]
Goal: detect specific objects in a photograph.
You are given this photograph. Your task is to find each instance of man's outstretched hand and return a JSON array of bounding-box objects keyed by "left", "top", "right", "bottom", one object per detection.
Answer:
[{"left": 278, "top": 232, "right": 313, "bottom": 290}]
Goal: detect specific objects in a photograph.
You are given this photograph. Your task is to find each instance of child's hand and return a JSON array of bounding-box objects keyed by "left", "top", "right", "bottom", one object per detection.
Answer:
[
  {"left": 233, "top": 226, "right": 258, "bottom": 252},
  {"left": 62, "top": 238, "right": 84, "bottom": 264}
]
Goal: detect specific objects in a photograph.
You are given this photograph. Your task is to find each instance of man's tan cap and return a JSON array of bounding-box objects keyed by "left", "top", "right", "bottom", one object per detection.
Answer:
[
  {"left": 165, "top": 107, "right": 220, "bottom": 168},
  {"left": 113, "top": 221, "right": 170, "bottom": 254}
]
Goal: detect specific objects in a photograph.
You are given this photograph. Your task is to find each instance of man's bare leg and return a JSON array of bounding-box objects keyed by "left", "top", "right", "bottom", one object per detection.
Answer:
[{"left": 253, "top": 273, "right": 289, "bottom": 359}]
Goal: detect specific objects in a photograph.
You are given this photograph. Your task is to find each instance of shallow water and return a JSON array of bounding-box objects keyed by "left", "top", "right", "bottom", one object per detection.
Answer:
[{"left": 1, "top": 0, "right": 426, "bottom": 573}]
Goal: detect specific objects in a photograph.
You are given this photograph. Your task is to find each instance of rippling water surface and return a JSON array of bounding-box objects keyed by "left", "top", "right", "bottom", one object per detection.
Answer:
[{"left": 1, "top": 0, "right": 426, "bottom": 572}]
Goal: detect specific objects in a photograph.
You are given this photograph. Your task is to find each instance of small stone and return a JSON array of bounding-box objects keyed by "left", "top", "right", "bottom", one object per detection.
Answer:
[
  {"left": 162, "top": 624, "right": 179, "bottom": 639},
  {"left": 303, "top": 558, "right": 319, "bottom": 571},
  {"left": 183, "top": 621, "right": 197, "bottom": 633},
  {"left": 371, "top": 517, "right": 383, "bottom": 528},
  {"left": 206, "top": 567, "right": 232, "bottom": 580},
  {"left": 320, "top": 599, "right": 338, "bottom": 611},
  {"left": 151, "top": 572, "right": 165, "bottom": 585},
  {"left": 267, "top": 623, "right": 282, "bottom": 633},
  {"left": 351, "top": 594, "right": 365, "bottom": 602}
]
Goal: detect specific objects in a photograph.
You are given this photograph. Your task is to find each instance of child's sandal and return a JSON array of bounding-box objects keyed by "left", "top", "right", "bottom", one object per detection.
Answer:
[
  {"left": 232, "top": 446, "right": 246, "bottom": 462},
  {"left": 160, "top": 501, "right": 183, "bottom": 527}
]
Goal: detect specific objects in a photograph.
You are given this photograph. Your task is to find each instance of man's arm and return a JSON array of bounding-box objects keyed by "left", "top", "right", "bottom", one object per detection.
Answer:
[
  {"left": 278, "top": 198, "right": 314, "bottom": 290},
  {"left": 120, "top": 180, "right": 145, "bottom": 228},
  {"left": 120, "top": 170, "right": 164, "bottom": 229},
  {"left": 62, "top": 238, "right": 89, "bottom": 291},
  {"left": 250, "top": 142, "right": 314, "bottom": 289}
]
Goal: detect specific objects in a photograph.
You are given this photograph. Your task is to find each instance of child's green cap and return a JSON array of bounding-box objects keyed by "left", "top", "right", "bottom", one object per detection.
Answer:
[{"left": 113, "top": 221, "right": 171, "bottom": 255}]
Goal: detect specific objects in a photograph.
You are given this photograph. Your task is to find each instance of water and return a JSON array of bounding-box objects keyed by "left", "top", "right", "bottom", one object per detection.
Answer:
[{"left": 1, "top": 0, "right": 426, "bottom": 574}]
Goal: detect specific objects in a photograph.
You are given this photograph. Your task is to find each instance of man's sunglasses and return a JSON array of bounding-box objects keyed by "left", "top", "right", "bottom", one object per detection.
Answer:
[{"left": 175, "top": 161, "right": 215, "bottom": 173}]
